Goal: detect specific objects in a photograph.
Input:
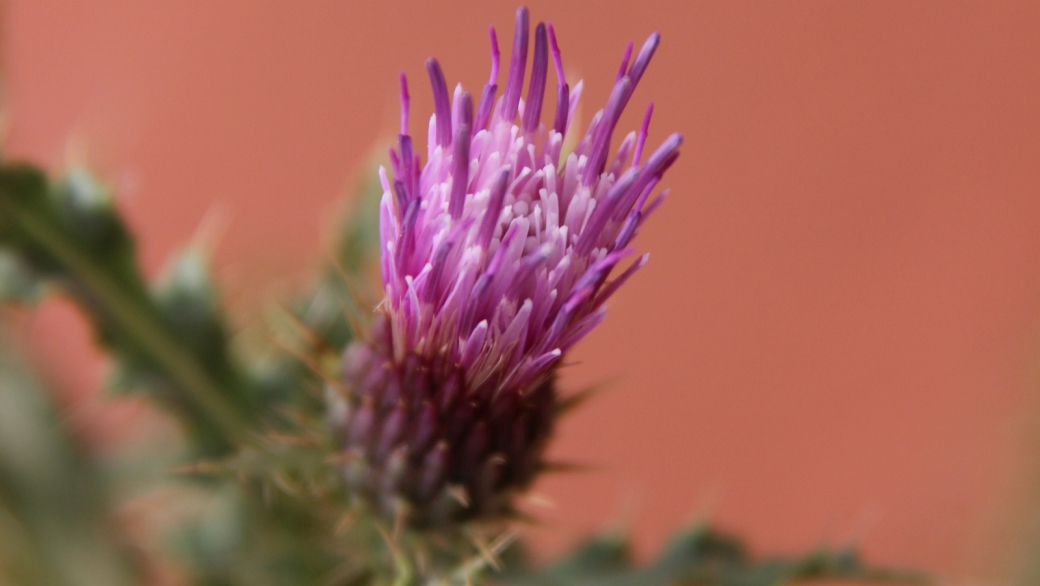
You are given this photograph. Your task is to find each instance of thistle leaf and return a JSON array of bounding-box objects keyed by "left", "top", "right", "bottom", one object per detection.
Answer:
[
  {"left": 0, "top": 163, "right": 254, "bottom": 455},
  {"left": 0, "top": 338, "right": 141, "bottom": 586}
]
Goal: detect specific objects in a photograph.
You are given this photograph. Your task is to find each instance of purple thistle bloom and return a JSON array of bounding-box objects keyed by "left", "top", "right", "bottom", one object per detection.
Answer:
[{"left": 338, "top": 6, "right": 681, "bottom": 526}]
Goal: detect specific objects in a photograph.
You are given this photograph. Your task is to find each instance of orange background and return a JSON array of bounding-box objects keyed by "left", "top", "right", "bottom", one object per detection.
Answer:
[{"left": 5, "top": 1, "right": 1040, "bottom": 579}]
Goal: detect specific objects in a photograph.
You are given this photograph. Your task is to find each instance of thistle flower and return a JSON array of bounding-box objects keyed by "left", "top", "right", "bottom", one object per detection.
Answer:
[{"left": 336, "top": 6, "right": 681, "bottom": 526}]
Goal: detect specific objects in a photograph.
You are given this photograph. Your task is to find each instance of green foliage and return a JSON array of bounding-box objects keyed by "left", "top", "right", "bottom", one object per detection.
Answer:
[
  {"left": 499, "top": 525, "right": 924, "bottom": 586},
  {"left": 0, "top": 164, "right": 253, "bottom": 455},
  {"left": 0, "top": 340, "right": 140, "bottom": 586}
]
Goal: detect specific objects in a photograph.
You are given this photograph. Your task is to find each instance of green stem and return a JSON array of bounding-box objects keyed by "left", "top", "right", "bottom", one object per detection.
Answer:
[{"left": 11, "top": 206, "right": 253, "bottom": 447}]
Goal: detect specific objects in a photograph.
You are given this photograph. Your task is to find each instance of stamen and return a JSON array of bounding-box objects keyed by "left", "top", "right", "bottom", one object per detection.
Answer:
[
  {"left": 553, "top": 84, "right": 570, "bottom": 137},
  {"left": 581, "top": 76, "right": 631, "bottom": 184},
  {"left": 478, "top": 167, "right": 511, "bottom": 248},
  {"left": 522, "top": 23, "right": 549, "bottom": 133},
  {"left": 475, "top": 26, "right": 501, "bottom": 132},
  {"left": 641, "top": 133, "right": 682, "bottom": 180},
  {"left": 393, "top": 180, "right": 408, "bottom": 211},
  {"left": 399, "top": 72, "right": 410, "bottom": 136},
  {"left": 426, "top": 58, "right": 452, "bottom": 148},
  {"left": 626, "top": 33, "right": 660, "bottom": 89},
  {"left": 624, "top": 133, "right": 681, "bottom": 209},
  {"left": 449, "top": 92, "right": 474, "bottom": 220},
  {"left": 547, "top": 23, "right": 564, "bottom": 86},
  {"left": 489, "top": 26, "right": 501, "bottom": 83},
  {"left": 507, "top": 243, "right": 552, "bottom": 299},
  {"left": 612, "top": 210, "right": 641, "bottom": 251},
  {"left": 425, "top": 240, "right": 454, "bottom": 303},
  {"left": 617, "top": 33, "right": 660, "bottom": 115},
  {"left": 389, "top": 147, "right": 400, "bottom": 177},
  {"left": 633, "top": 102, "right": 654, "bottom": 166},
  {"left": 639, "top": 188, "right": 668, "bottom": 221},
  {"left": 396, "top": 198, "right": 421, "bottom": 272},
  {"left": 475, "top": 83, "right": 498, "bottom": 133},
  {"left": 575, "top": 167, "right": 637, "bottom": 256},
  {"left": 617, "top": 41, "right": 633, "bottom": 82},
  {"left": 502, "top": 6, "right": 529, "bottom": 122},
  {"left": 593, "top": 253, "right": 648, "bottom": 309},
  {"left": 547, "top": 24, "right": 570, "bottom": 135},
  {"left": 398, "top": 135, "right": 414, "bottom": 198}
]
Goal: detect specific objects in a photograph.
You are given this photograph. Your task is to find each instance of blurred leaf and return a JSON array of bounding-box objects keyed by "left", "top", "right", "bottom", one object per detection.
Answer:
[
  {"left": 0, "top": 335, "right": 141, "bottom": 586},
  {"left": 496, "top": 524, "right": 926, "bottom": 586},
  {"left": 0, "top": 163, "right": 254, "bottom": 455},
  {"left": 0, "top": 249, "right": 43, "bottom": 302}
]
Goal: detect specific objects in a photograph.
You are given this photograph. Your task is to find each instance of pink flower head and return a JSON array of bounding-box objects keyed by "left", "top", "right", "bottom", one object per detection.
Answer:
[
  {"left": 341, "top": 6, "right": 680, "bottom": 524},
  {"left": 379, "top": 9, "right": 679, "bottom": 391}
]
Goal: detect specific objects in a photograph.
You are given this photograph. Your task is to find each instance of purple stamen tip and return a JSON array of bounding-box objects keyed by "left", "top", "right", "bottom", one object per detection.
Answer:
[
  {"left": 553, "top": 82, "right": 570, "bottom": 136},
  {"left": 547, "top": 23, "right": 565, "bottom": 87},
  {"left": 581, "top": 76, "right": 631, "bottom": 184},
  {"left": 633, "top": 102, "right": 654, "bottom": 166},
  {"left": 475, "top": 83, "right": 498, "bottom": 133},
  {"left": 627, "top": 33, "right": 660, "bottom": 88},
  {"left": 449, "top": 92, "right": 474, "bottom": 219},
  {"left": 426, "top": 58, "right": 452, "bottom": 148},
  {"left": 399, "top": 72, "right": 410, "bottom": 136},
  {"left": 478, "top": 166, "right": 511, "bottom": 248},
  {"left": 489, "top": 26, "right": 501, "bottom": 83},
  {"left": 502, "top": 6, "right": 530, "bottom": 122},
  {"left": 617, "top": 41, "right": 633, "bottom": 82},
  {"left": 522, "top": 22, "right": 549, "bottom": 133}
]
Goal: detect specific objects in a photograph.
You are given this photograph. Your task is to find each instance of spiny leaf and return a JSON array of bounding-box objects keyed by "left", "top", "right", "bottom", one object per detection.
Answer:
[
  {"left": 0, "top": 163, "right": 255, "bottom": 455},
  {"left": 0, "top": 338, "right": 141, "bottom": 586}
]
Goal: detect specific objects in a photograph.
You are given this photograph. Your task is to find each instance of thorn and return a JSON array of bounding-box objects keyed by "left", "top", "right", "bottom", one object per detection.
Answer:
[
  {"left": 457, "top": 529, "right": 519, "bottom": 582},
  {"left": 554, "top": 376, "right": 619, "bottom": 417},
  {"left": 269, "top": 334, "right": 347, "bottom": 396},
  {"left": 538, "top": 460, "right": 601, "bottom": 474},
  {"left": 337, "top": 295, "right": 367, "bottom": 344},
  {"left": 488, "top": 528, "right": 521, "bottom": 558},
  {"left": 271, "top": 470, "right": 303, "bottom": 497},
  {"left": 521, "top": 492, "right": 556, "bottom": 509},
  {"left": 329, "top": 254, "right": 376, "bottom": 312},
  {"left": 325, "top": 451, "right": 360, "bottom": 466},
  {"left": 689, "top": 481, "right": 724, "bottom": 524},
  {"left": 471, "top": 535, "right": 502, "bottom": 571},
  {"left": 334, "top": 509, "right": 356, "bottom": 535},
  {"left": 604, "top": 488, "right": 641, "bottom": 537},
  {"left": 376, "top": 521, "right": 413, "bottom": 582},
  {"left": 414, "top": 542, "right": 429, "bottom": 577},
  {"left": 266, "top": 431, "right": 320, "bottom": 448},
  {"left": 191, "top": 201, "right": 231, "bottom": 255},
  {"left": 275, "top": 302, "right": 334, "bottom": 356},
  {"left": 393, "top": 505, "right": 407, "bottom": 542},
  {"left": 448, "top": 484, "right": 471, "bottom": 508},
  {"left": 842, "top": 506, "right": 883, "bottom": 548},
  {"left": 170, "top": 460, "right": 223, "bottom": 475},
  {"left": 375, "top": 522, "right": 400, "bottom": 556}
]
